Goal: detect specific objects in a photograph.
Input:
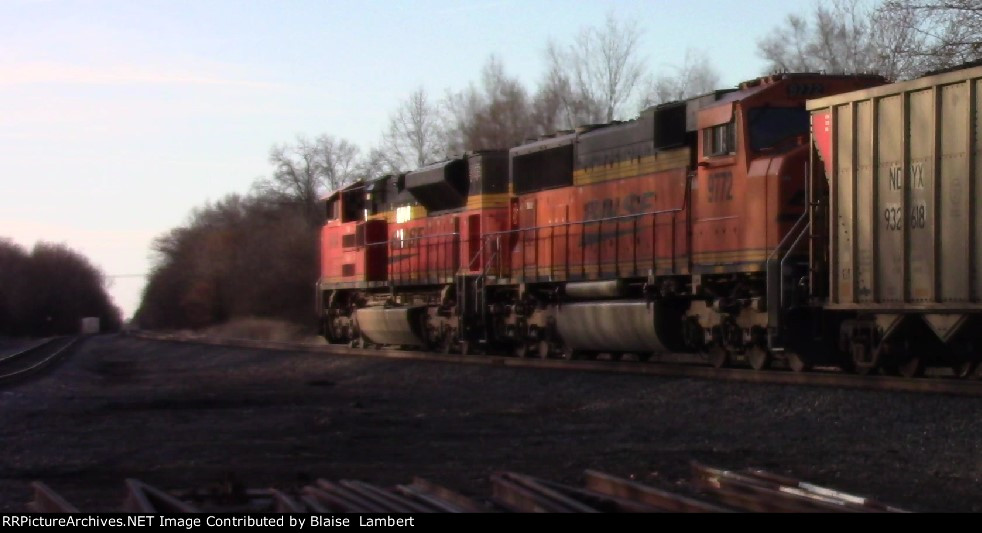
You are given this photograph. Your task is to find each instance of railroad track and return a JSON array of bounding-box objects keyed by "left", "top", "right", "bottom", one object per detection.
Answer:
[
  {"left": 0, "top": 336, "right": 80, "bottom": 384},
  {"left": 132, "top": 331, "right": 982, "bottom": 397}
]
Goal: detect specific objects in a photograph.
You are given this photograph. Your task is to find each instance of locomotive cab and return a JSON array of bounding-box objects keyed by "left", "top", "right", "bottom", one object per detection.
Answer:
[
  {"left": 686, "top": 73, "right": 887, "bottom": 369},
  {"left": 316, "top": 182, "right": 388, "bottom": 342}
]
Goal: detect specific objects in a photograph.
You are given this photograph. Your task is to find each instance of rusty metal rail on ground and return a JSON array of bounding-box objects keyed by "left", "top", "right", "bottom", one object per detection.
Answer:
[
  {"left": 0, "top": 336, "right": 80, "bottom": 384},
  {"left": 133, "top": 331, "right": 982, "bottom": 398},
  {"left": 26, "top": 463, "right": 909, "bottom": 512}
]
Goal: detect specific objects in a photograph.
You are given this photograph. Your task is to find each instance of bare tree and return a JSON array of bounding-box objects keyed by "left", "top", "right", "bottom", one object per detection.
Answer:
[
  {"left": 640, "top": 48, "right": 721, "bottom": 108},
  {"left": 0, "top": 239, "right": 121, "bottom": 335},
  {"left": 262, "top": 135, "right": 360, "bottom": 222},
  {"left": 533, "top": 41, "right": 606, "bottom": 132},
  {"left": 137, "top": 193, "right": 318, "bottom": 330},
  {"left": 556, "top": 12, "right": 647, "bottom": 123},
  {"left": 318, "top": 136, "right": 360, "bottom": 192},
  {"left": 382, "top": 87, "right": 445, "bottom": 171},
  {"left": 443, "top": 56, "right": 537, "bottom": 153},
  {"left": 867, "top": 2, "right": 929, "bottom": 80},
  {"left": 879, "top": 0, "right": 982, "bottom": 75},
  {"left": 356, "top": 146, "right": 400, "bottom": 180},
  {"left": 757, "top": 0, "right": 880, "bottom": 74},
  {"left": 758, "top": 0, "right": 980, "bottom": 81}
]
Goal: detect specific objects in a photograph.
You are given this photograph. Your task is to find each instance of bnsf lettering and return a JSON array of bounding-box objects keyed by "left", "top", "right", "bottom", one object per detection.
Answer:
[
  {"left": 583, "top": 192, "right": 656, "bottom": 220},
  {"left": 707, "top": 171, "right": 733, "bottom": 203}
]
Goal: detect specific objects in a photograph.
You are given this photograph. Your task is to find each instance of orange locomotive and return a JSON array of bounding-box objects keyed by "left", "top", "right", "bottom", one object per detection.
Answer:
[{"left": 317, "top": 71, "right": 887, "bottom": 370}]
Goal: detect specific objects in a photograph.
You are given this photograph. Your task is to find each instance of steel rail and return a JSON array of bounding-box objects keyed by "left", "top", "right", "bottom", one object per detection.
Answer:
[
  {"left": 0, "top": 336, "right": 80, "bottom": 383},
  {"left": 0, "top": 338, "right": 57, "bottom": 364},
  {"left": 132, "top": 332, "right": 982, "bottom": 397}
]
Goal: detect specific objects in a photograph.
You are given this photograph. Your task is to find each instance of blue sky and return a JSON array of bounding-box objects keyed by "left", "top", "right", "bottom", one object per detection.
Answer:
[{"left": 1, "top": 0, "right": 814, "bottom": 319}]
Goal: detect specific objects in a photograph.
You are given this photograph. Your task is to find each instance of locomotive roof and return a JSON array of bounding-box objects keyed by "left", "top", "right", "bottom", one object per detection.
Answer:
[
  {"left": 319, "top": 179, "right": 365, "bottom": 202},
  {"left": 509, "top": 131, "right": 578, "bottom": 156}
]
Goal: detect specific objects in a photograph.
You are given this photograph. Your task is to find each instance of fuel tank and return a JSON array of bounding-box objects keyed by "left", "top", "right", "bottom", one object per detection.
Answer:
[
  {"left": 354, "top": 306, "right": 427, "bottom": 347},
  {"left": 554, "top": 300, "right": 682, "bottom": 353},
  {"left": 564, "top": 280, "right": 625, "bottom": 299}
]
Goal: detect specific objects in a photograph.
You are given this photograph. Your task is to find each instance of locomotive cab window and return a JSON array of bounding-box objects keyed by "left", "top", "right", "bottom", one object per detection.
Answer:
[
  {"left": 325, "top": 198, "right": 340, "bottom": 221},
  {"left": 365, "top": 191, "right": 382, "bottom": 220},
  {"left": 340, "top": 189, "right": 364, "bottom": 222},
  {"left": 748, "top": 107, "right": 810, "bottom": 152},
  {"left": 702, "top": 121, "right": 735, "bottom": 157}
]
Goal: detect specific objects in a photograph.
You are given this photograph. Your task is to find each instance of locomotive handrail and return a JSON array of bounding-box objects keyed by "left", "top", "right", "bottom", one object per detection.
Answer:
[
  {"left": 765, "top": 186, "right": 810, "bottom": 349},
  {"left": 358, "top": 174, "right": 692, "bottom": 286},
  {"left": 765, "top": 208, "right": 809, "bottom": 265},
  {"left": 780, "top": 220, "right": 810, "bottom": 310},
  {"left": 357, "top": 230, "right": 461, "bottom": 248},
  {"left": 353, "top": 194, "right": 687, "bottom": 247},
  {"left": 479, "top": 204, "right": 687, "bottom": 238}
]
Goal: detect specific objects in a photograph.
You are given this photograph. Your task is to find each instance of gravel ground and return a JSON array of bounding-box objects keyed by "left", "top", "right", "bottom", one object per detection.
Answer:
[
  {"left": 1, "top": 334, "right": 981, "bottom": 511},
  {"left": 0, "top": 338, "right": 45, "bottom": 358}
]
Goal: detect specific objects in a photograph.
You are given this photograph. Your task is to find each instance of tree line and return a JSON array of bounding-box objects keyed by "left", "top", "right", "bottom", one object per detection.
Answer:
[
  {"left": 135, "top": 1, "right": 980, "bottom": 331},
  {"left": 0, "top": 239, "right": 122, "bottom": 336}
]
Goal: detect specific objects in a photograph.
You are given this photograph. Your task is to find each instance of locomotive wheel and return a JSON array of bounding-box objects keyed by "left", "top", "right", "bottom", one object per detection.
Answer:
[
  {"left": 514, "top": 342, "right": 530, "bottom": 358},
  {"left": 561, "top": 347, "right": 583, "bottom": 360},
  {"left": 953, "top": 361, "right": 977, "bottom": 379},
  {"left": 897, "top": 357, "right": 924, "bottom": 378},
  {"left": 707, "top": 345, "right": 729, "bottom": 369},
  {"left": 786, "top": 352, "right": 811, "bottom": 373},
  {"left": 854, "top": 364, "right": 876, "bottom": 376},
  {"left": 746, "top": 346, "right": 771, "bottom": 371}
]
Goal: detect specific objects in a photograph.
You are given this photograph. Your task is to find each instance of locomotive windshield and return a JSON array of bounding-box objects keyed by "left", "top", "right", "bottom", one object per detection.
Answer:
[{"left": 747, "top": 107, "right": 810, "bottom": 152}]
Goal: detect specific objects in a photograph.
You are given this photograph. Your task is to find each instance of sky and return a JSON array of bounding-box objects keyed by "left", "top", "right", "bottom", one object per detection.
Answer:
[{"left": 1, "top": 0, "right": 815, "bottom": 320}]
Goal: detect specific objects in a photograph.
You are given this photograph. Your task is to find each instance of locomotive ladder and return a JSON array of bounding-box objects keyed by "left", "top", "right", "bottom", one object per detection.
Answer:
[
  {"left": 766, "top": 205, "right": 811, "bottom": 351},
  {"left": 457, "top": 236, "right": 501, "bottom": 347}
]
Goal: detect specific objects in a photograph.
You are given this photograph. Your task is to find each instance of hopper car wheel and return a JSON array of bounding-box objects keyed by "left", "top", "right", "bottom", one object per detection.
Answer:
[
  {"left": 747, "top": 346, "right": 771, "bottom": 371},
  {"left": 707, "top": 346, "right": 729, "bottom": 369},
  {"left": 561, "top": 347, "right": 584, "bottom": 360},
  {"left": 786, "top": 352, "right": 811, "bottom": 373},
  {"left": 459, "top": 341, "right": 470, "bottom": 356},
  {"left": 953, "top": 361, "right": 977, "bottom": 379},
  {"left": 851, "top": 343, "right": 879, "bottom": 376},
  {"left": 537, "top": 340, "right": 552, "bottom": 359},
  {"left": 897, "top": 357, "right": 924, "bottom": 378}
]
